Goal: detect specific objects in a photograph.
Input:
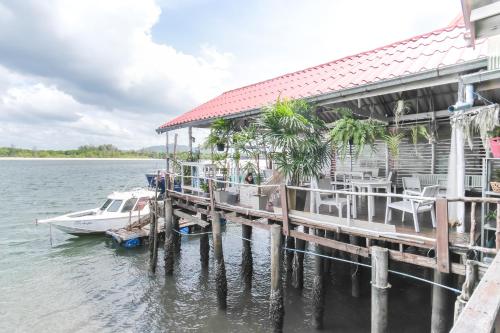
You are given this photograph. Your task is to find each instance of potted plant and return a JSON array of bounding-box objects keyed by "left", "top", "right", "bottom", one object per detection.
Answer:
[
  {"left": 206, "top": 118, "right": 235, "bottom": 152},
  {"left": 199, "top": 181, "right": 210, "bottom": 198},
  {"left": 259, "top": 98, "right": 331, "bottom": 211}
]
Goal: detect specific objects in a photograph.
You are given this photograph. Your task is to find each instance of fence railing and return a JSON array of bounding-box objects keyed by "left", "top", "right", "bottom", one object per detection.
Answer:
[{"left": 161, "top": 171, "right": 500, "bottom": 267}]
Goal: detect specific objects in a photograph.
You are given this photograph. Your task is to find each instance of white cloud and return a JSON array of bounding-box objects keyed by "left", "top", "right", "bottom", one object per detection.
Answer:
[
  {"left": 0, "top": 0, "right": 234, "bottom": 148},
  {"left": 0, "top": 0, "right": 461, "bottom": 149}
]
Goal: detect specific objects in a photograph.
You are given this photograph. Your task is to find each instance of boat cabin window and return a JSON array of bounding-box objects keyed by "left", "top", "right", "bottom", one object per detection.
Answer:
[
  {"left": 121, "top": 198, "right": 137, "bottom": 213},
  {"left": 100, "top": 199, "right": 113, "bottom": 210},
  {"left": 107, "top": 200, "right": 123, "bottom": 212},
  {"left": 133, "top": 197, "right": 149, "bottom": 211}
]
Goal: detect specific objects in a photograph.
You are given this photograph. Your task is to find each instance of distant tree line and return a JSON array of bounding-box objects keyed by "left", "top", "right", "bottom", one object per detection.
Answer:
[
  {"left": 0, "top": 144, "right": 163, "bottom": 159},
  {"left": 0, "top": 144, "right": 211, "bottom": 160}
]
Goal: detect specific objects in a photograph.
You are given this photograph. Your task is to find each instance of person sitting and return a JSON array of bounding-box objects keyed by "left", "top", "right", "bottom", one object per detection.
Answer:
[{"left": 244, "top": 173, "right": 255, "bottom": 184}]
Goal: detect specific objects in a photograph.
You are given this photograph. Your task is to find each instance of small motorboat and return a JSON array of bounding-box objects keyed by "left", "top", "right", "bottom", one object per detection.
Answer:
[{"left": 38, "top": 188, "right": 156, "bottom": 235}]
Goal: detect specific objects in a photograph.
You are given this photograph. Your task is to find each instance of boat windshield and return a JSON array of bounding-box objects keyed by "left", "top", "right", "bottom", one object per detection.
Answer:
[
  {"left": 134, "top": 197, "right": 149, "bottom": 211},
  {"left": 121, "top": 198, "right": 137, "bottom": 213},
  {"left": 106, "top": 200, "right": 123, "bottom": 212},
  {"left": 100, "top": 199, "right": 113, "bottom": 210}
]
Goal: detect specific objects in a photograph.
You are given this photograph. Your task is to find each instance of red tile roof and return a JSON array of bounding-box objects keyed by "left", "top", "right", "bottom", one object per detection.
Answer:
[{"left": 158, "top": 19, "right": 487, "bottom": 131}]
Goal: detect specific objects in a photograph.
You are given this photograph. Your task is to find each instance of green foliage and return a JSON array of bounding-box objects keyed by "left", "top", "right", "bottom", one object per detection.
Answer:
[
  {"left": 330, "top": 112, "right": 385, "bottom": 160},
  {"left": 205, "top": 118, "right": 235, "bottom": 148},
  {"left": 0, "top": 145, "right": 169, "bottom": 159},
  {"left": 200, "top": 181, "right": 209, "bottom": 193},
  {"left": 487, "top": 126, "right": 500, "bottom": 138},
  {"left": 259, "top": 98, "right": 331, "bottom": 185},
  {"left": 383, "top": 130, "right": 405, "bottom": 159},
  {"left": 409, "top": 124, "right": 432, "bottom": 151},
  {"left": 486, "top": 209, "right": 497, "bottom": 221}
]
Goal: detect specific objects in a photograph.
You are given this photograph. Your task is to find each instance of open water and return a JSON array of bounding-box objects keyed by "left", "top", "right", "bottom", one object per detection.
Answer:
[{"left": 0, "top": 159, "right": 452, "bottom": 332}]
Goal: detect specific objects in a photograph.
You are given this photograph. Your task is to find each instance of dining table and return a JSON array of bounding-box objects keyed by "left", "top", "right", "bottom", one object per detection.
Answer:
[{"left": 351, "top": 179, "right": 392, "bottom": 222}]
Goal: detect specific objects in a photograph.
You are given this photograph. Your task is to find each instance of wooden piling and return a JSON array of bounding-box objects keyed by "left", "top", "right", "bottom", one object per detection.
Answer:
[
  {"left": 284, "top": 233, "right": 295, "bottom": 283},
  {"left": 241, "top": 224, "right": 253, "bottom": 290},
  {"left": 212, "top": 211, "right": 227, "bottom": 310},
  {"left": 200, "top": 213, "right": 209, "bottom": 270},
  {"left": 149, "top": 200, "right": 159, "bottom": 273},
  {"left": 164, "top": 198, "right": 174, "bottom": 275},
  {"left": 292, "top": 226, "right": 308, "bottom": 289},
  {"left": 173, "top": 214, "right": 181, "bottom": 254},
  {"left": 371, "top": 246, "right": 389, "bottom": 333},
  {"left": 453, "top": 261, "right": 477, "bottom": 323},
  {"left": 350, "top": 235, "right": 360, "bottom": 297},
  {"left": 431, "top": 270, "right": 450, "bottom": 333},
  {"left": 269, "top": 224, "right": 284, "bottom": 332},
  {"left": 312, "top": 230, "right": 325, "bottom": 329}
]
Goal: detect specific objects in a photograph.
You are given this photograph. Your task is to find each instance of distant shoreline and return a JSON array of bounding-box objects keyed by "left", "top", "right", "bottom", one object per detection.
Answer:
[{"left": 0, "top": 157, "right": 164, "bottom": 161}]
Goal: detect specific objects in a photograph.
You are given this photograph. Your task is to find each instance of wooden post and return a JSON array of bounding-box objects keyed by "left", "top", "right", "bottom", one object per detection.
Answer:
[
  {"left": 164, "top": 198, "right": 174, "bottom": 275},
  {"left": 350, "top": 235, "right": 361, "bottom": 298},
  {"left": 269, "top": 224, "right": 284, "bottom": 332},
  {"left": 200, "top": 213, "right": 209, "bottom": 270},
  {"left": 284, "top": 233, "right": 295, "bottom": 284},
  {"left": 469, "top": 202, "right": 476, "bottom": 247},
  {"left": 436, "top": 198, "right": 450, "bottom": 273},
  {"left": 212, "top": 211, "right": 227, "bottom": 310},
  {"left": 241, "top": 224, "right": 253, "bottom": 290},
  {"left": 165, "top": 131, "right": 169, "bottom": 172},
  {"left": 148, "top": 202, "right": 158, "bottom": 273},
  {"left": 188, "top": 126, "right": 193, "bottom": 160},
  {"left": 280, "top": 184, "right": 290, "bottom": 236},
  {"left": 453, "top": 261, "right": 477, "bottom": 323},
  {"left": 371, "top": 246, "right": 389, "bottom": 333},
  {"left": 312, "top": 229, "right": 325, "bottom": 329},
  {"left": 292, "top": 226, "right": 308, "bottom": 289},
  {"left": 496, "top": 203, "right": 500, "bottom": 251},
  {"left": 173, "top": 214, "right": 181, "bottom": 254},
  {"left": 431, "top": 270, "right": 451, "bottom": 333}
]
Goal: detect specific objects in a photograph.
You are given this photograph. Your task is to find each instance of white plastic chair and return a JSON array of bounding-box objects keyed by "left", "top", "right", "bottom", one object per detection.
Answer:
[
  {"left": 384, "top": 185, "right": 439, "bottom": 232},
  {"left": 317, "top": 178, "right": 350, "bottom": 217},
  {"left": 402, "top": 177, "right": 422, "bottom": 196}
]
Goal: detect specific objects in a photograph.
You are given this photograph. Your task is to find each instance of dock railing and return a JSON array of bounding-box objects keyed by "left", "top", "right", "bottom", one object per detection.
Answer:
[{"left": 163, "top": 171, "right": 499, "bottom": 266}]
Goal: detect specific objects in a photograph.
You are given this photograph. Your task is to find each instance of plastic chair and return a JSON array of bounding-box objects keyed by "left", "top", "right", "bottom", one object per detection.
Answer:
[
  {"left": 402, "top": 177, "right": 422, "bottom": 196},
  {"left": 317, "top": 178, "right": 350, "bottom": 217},
  {"left": 384, "top": 185, "right": 439, "bottom": 232}
]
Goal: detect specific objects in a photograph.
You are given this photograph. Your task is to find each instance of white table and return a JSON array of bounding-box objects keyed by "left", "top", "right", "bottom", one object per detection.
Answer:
[{"left": 351, "top": 179, "right": 392, "bottom": 222}]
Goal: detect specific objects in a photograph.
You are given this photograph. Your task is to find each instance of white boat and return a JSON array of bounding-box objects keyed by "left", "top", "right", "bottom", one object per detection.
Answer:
[{"left": 38, "top": 188, "right": 156, "bottom": 235}]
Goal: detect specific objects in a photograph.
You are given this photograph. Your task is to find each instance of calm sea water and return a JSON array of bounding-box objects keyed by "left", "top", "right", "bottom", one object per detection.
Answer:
[{"left": 0, "top": 160, "right": 448, "bottom": 332}]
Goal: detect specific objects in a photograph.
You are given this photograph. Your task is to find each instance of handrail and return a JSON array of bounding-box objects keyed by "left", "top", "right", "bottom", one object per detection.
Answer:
[
  {"left": 450, "top": 252, "right": 500, "bottom": 333},
  {"left": 286, "top": 185, "right": 437, "bottom": 202}
]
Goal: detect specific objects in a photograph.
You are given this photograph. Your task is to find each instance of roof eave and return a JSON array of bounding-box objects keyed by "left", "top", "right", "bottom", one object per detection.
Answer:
[{"left": 156, "top": 57, "right": 488, "bottom": 133}]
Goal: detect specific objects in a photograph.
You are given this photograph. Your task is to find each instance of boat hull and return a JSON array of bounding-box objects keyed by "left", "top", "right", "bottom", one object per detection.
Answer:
[{"left": 48, "top": 216, "right": 135, "bottom": 235}]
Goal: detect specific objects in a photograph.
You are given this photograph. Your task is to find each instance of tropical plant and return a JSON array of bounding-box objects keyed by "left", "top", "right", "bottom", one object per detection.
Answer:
[
  {"left": 258, "top": 98, "right": 331, "bottom": 185},
  {"left": 330, "top": 112, "right": 385, "bottom": 160},
  {"left": 205, "top": 118, "right": 236, "bottom": 150},
  {"left": 408, "top": 124, "right": 432, "bottom": 152},
  {"left": 383, "top": 129, "right": 405, "bottom": 160},
  {"left": 200, "top": 181, "right": 209, "bottom": 193},
  {"left": 233, "top": 123, "right": 268, "bottom": 185}
]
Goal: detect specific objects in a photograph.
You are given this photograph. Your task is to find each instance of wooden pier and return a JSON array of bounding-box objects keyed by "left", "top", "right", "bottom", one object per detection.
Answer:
[{"left": 145, "top": 174, "right": 500, "bottom": 332}]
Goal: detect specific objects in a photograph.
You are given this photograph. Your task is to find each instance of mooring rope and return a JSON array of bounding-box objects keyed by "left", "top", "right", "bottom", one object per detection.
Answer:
[{"left": 283, "top": 247, "right": 461, "bottom": 294}]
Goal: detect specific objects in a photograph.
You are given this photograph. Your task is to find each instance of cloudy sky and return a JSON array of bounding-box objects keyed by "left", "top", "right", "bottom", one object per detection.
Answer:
[{"left": 0, "top": 0, "right": 461, "bottom": 150}]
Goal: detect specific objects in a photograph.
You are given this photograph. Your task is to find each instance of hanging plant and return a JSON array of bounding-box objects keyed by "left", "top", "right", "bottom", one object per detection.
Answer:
[
  {"left": 408, "top": 124, "right": 431, "bottom": 152},
  {"left": 393, "top": 99, "right": 411, "bottom": 128},
  {"left": 330, "top": 112, "right": 385, "bottom": 160}
]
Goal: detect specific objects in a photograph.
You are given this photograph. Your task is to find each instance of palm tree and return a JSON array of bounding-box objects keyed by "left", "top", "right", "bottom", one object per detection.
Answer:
[{"left": 258, "top": 98, "right": 331, "bottom": 186}]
